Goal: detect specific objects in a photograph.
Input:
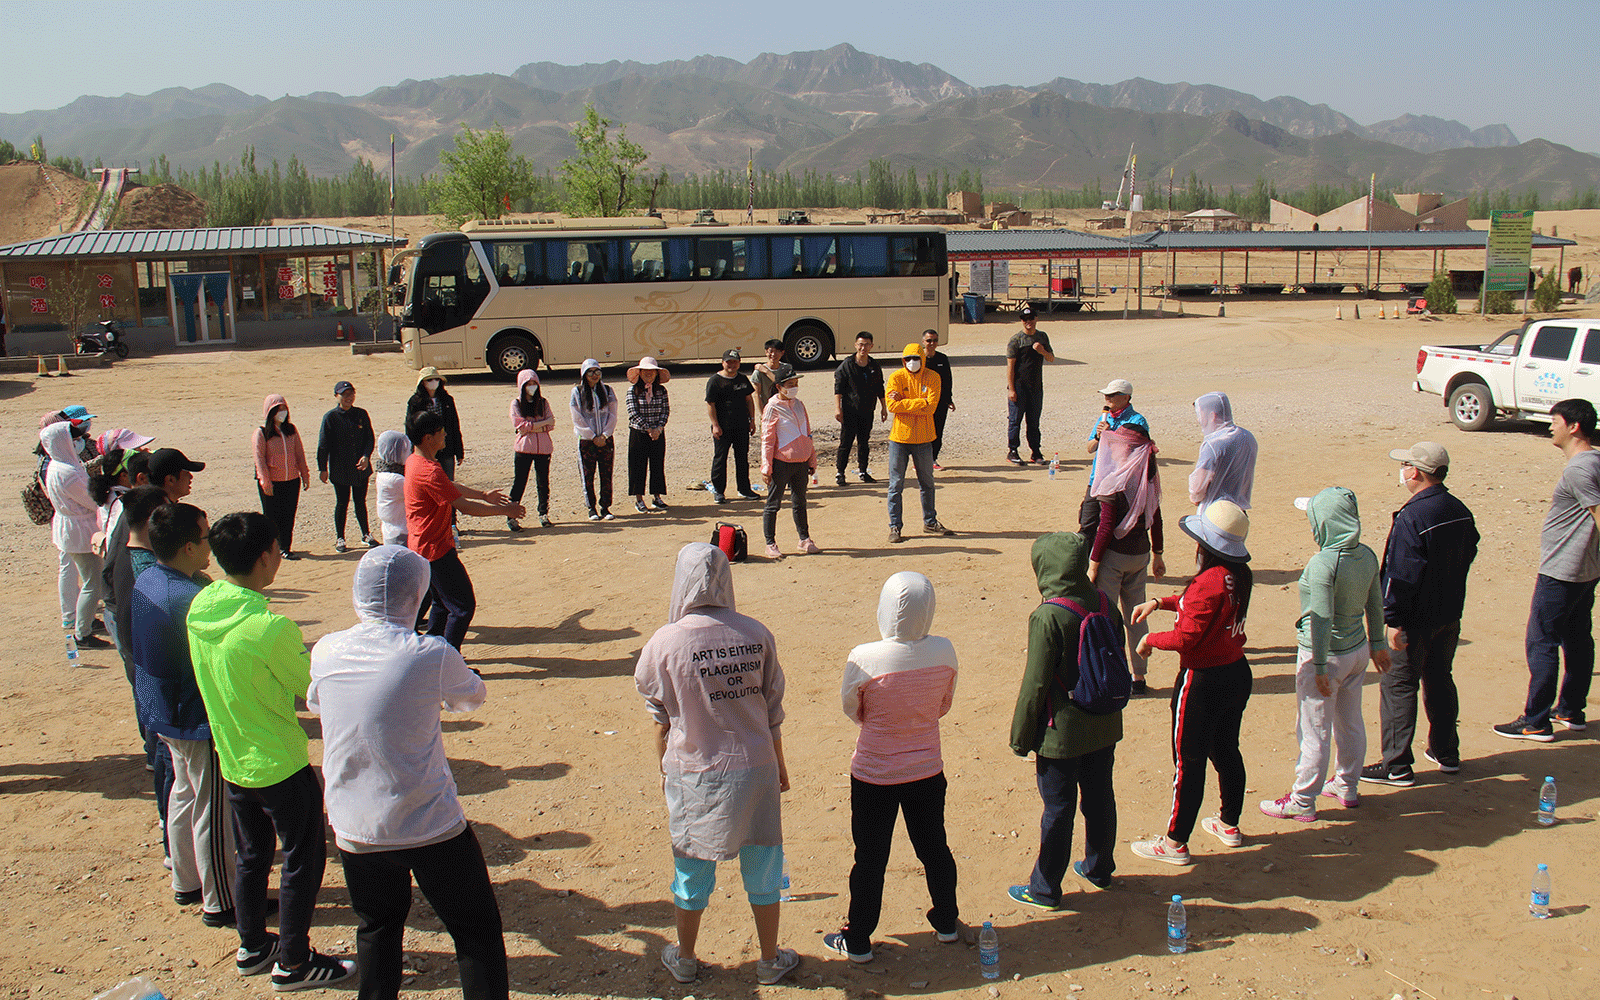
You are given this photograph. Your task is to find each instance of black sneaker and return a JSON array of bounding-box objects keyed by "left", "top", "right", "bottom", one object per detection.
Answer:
[
  {"left": 634, "top": 499, "right": 649, "bottom": 514},
  {"left": 1029, "top": 453, "right": 1045, "bottom": 464},
  {"left": 1423, "top": 748, "right": 1461, "bottom": 773},
  {"left": 858, "top": 471, "right": 876, "bottom": 483},
  {"left": 711, "top": 492, "right": 728, "bottom": 504},
  {"left": 236, "top": 933, "right": 279, "bottom": 976},
  {"left": 1492, "top": 719, "right": 1555, "bottom": 742},
  {"left": 1359, "top": 762, "right": 1415, "bottom": 786},
  {"left": 202, "top": 907, "right": 236, "bottom": 928},
  {"left": 90, "top": 618, "right": 108, "bottom": 634},
  {"left": 923, "top": 519, "right": 954, "bottom": 535},
  {"left": 76, "top": 633, "right": 112, "bottom": 648},
  {"left": 1130, "top": 679, "right": 1148, "bottom": 695},
  {"left": 270, "top": 951, "right": 356, "bottom": 992},
  {"left": 1552, "top": 710, "right": 1588, "bottom": 731},
  {"left": 587, "top": 508, "right": 600, "bottom": 522},
  {"left": 737, "top": 490, "right": 762, "bottom": 500},
  {"left": 835, "top": 473, "right": 847, "bottom": 487},
  {"left": 174, "top": 888, "right": 202, "bottom": 906},
  {"left": 1006, "top": 450, "right": 1024, "bottom": 465}
]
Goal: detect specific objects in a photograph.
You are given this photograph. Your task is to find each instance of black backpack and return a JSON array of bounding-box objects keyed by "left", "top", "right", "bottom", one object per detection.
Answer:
[{"left": 1043, "top": 592, "right": 1131, "bottom": 715}]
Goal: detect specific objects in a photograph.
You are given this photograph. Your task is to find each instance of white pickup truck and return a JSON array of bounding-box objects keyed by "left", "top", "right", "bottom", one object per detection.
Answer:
[{"left": 1414, "top": 318, "right": 1600, "bottom": 430}]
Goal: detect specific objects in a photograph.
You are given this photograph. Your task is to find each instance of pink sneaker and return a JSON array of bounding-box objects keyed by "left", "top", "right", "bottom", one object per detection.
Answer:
[
  {"left": 1130, "top": 836, "right": 1192, "bottom": 866},
  {"left": 1319, "top": 783, "right": 1359, "bottom": 808},
  {"left": 798, "top": 537, "right": 821, "bottom": 554},
  {"left": 764, "top": 543, "right": 783, "bottom": 560},
  {"left": 1258, "top": 795, "right": 1317, "bottom": 823}
]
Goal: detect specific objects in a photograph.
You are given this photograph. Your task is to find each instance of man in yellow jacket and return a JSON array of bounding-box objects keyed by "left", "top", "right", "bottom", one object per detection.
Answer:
[{"left": 886, "top": 342, "right": 955, "bottom": 543}]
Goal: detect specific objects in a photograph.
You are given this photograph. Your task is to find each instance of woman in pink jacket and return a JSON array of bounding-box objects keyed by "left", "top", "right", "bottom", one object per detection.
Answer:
[
  {"left": 254, "top": 393, "right": 312, "bottom": 559},
  {"left": 508, "top": 369, "right": 556, "bottom": 531},
  {"left": 760, "top": 363, "right": 821, "bottom": 560}
]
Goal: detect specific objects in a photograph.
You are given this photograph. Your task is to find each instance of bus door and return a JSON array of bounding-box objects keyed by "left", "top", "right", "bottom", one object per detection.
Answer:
[{"left": 411, "top": 239, "right": 489, "bottom": 351}]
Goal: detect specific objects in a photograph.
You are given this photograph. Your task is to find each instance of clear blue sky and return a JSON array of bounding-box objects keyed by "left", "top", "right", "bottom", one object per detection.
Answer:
[{"left": 4, "top": 0, "right": 1596, "bottom": 154}]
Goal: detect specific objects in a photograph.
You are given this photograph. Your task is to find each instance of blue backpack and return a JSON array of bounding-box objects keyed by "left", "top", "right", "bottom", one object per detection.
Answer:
[{"left": 1044, "top": 592, "right": 1131, "bottom": 715}]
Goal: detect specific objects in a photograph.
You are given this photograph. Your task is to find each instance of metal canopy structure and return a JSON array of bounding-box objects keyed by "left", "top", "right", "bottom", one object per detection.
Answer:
[
  {"left": 946, "top": 229, "right": 1147, "bottom": 260},
  {"left": 1134, "top": 230, "right": 1575, "bottom": 252},
  {"left": 0, "top": 224, "right": 406, "bottom": 260}
]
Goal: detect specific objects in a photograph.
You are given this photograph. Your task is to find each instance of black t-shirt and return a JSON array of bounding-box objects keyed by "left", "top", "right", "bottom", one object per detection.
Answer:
[
  {"left": 705, "top": 371, "right": 755, "bottom": 428},
  {"left": 1007, "top": 329, "right": 1053, "bottom": 386}
]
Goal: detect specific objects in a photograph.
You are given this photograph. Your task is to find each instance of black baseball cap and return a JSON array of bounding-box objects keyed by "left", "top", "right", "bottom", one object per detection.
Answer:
[
  {"left": 126, "top": 450, "right": 152, "bottom": 484},
  {"left": 148, "top": 448, "right": 205, "bottom": 484},
  {"left": 334, "top": 380, "right": 354, "bottom": 395},
  {"left": 1019, "top": 305, "right": 1037, "bottom": 319},
  {"left": 722, "top": 349, "right": 741, "bottom": 362}
]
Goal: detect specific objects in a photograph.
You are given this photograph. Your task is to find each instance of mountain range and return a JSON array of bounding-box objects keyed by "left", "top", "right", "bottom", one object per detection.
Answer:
[{"left": 3, "top": 43, "right": 1595, "bottom": 201}]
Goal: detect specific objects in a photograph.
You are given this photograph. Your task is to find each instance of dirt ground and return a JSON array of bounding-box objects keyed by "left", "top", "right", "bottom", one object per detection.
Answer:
[
  {"left": 4, "top": 287, "right": 1599, "bottom": 1000},
  {"left": 0, "top": 162, "right": 91, "bottom": 246}
]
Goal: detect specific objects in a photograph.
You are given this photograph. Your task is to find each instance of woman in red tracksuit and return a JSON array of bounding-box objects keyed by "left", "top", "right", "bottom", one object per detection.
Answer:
[{"left": 1128, "top": 499, "right": 1253, "bottom": 866}]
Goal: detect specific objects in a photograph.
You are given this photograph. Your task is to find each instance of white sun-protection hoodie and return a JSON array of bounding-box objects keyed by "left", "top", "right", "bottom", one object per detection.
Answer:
[
  {"left": 42, "top": 421, "right": 97, "bottom": 554},
  {"left": 1189, "top": 392, "right": 1257, "bottom": 510},
  {"left": 636, "top": 543, "right": 786, "bottom": 860},
  {"left": 840, "top": 572, "right": 958, "bottom": 785},
  {"left": 308, "top": 545, "right": 486, "bottom": 852}
]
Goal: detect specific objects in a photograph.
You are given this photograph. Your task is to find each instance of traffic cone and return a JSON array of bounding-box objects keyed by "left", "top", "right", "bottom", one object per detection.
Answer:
[
  {"left": 1336, "top": 305, "right": 1342, "bottom": 320},
  {"left": 1178, "top": 300, "right": 1185, "bottom": 316},
  {"left": 1353, "top": 304, "right": 1361, "bottom": 320},
  {"left": 1378, "top": 304, "right": 1386, "bottom": 319},
  {"left": 335, "top": 321, "right": 345, "bottom": 341},
  {"left": 36, "top": 355, "right": 48, "bottom": 376},
  {"left": 56, "top": 355, "right": 69, "bottom": 376},
  {"left": 1217, "top": 303, "right": 1226, "bottom": 318}
]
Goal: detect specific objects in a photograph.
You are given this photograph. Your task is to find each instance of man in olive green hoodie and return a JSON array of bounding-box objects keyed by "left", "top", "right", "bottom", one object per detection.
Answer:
[
  {"left": 188, "top": 511, "right": 354, "bottom": 991},
  {"left": 1007, "top": 532, "right": 1124, "bottom": 910},
  {"left": 1261, "top": 488, "right": 1391, "bottom": 822}
]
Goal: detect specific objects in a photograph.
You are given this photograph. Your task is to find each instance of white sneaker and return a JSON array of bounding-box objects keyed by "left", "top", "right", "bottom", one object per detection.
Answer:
[{"left": 1201, "top": 816, "right": 1245, "bottom": 847}]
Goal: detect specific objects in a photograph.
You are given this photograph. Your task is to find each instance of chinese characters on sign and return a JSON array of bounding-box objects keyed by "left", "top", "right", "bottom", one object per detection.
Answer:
[
  {"left": 100, "top": 294, "right": 116, "bottom": 308},
  {"left": 1484, "top": 209, "right": 1535, "bottom": 293},
  {"left": 30, "top": 298, "right": 48, "bottom": 313},
  {"left": 97, "top": 273, "right": 114, "bottom": 288},
  {"left": 322, "top": 262, "right": 339, "bottom": 304},
  {"left": 28, "top": 275, "right": 47, "bottom": 290}
]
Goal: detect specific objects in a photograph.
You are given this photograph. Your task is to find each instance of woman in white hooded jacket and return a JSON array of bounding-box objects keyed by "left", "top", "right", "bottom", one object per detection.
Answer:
[
  {"left": 1189, "top": 392, "right": 1257, "bottom": 511},
  {"left": 308, "top": 545, "right": 506, "bottom": 1000},
  {"left": 42, "top": 421, "right": 109, "bottom": 645}
]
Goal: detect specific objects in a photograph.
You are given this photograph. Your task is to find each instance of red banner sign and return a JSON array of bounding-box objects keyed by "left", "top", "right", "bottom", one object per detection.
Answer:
[
  {"left": 278, "top": 283, "right": 296, "bottom": 300},
  {"left": 28, "top": 275, "right": 46, "bottom": 290},
  {"left": 277, "top": 267, "right": 294, "bottom": 284},
  {"left": 99, "top": 293, "right": 116, "bottom": 308},
  {"left": 97, "top": 273, "right": 114, "bottom": 288},
  {"left": 30, "top": 298, "right": 47, "bottom": 313}
]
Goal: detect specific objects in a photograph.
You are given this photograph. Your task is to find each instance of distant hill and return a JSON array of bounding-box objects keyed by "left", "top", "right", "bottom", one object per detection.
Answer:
[{"left": 11, "top": 44, "right": 1595, "bottom": 203}]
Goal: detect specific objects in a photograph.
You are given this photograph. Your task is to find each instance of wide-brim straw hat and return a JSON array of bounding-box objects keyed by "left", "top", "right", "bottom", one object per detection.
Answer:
[
  {"left": 1179, "top": 499, "right": 1251, "bottom": 562},
  {"left": 627, "top": 356, "right": 671, "bottom": 384}
]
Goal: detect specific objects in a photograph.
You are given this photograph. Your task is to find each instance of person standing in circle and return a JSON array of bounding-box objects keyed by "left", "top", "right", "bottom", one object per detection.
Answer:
[
  {"left": 626, "top": 356, "right": 672, "bottom": 515},
  {"left": 706, "top": 349, "right": 759, "bottom": 505},
  {"left": 759, "top": 363, "right": 820, "bottom": 559},
  {"left": 317, "top": 381, "right": 375, "bottom": 553},
  {"left": 406, "top": 368, "right": 465, "bottom": 545},
  {"left": 921, "top": 329, "right": 955, "bottom": 470},
  {"left": 1005, "top": 307, "right": 1054, "bottom": 466},
  {"left": 509, "top": 369, "right": 556, "bottom": 531},
  {"left": 571, "top": 359, "right": 618, "bottom": 522},
  {"left": 254, "top": 394, "right": 311, "bottom": 561}
]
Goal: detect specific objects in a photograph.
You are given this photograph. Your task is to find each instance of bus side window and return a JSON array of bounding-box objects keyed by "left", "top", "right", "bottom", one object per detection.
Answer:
[
  {"left": 800, "top": 236, "right": 836, "bottom": 277},
  {"left": 629, "top": 239, "right": 667, "bottom": 281},
  {"left": 841, "top": 235, "right": 889, "bottom": 278}
]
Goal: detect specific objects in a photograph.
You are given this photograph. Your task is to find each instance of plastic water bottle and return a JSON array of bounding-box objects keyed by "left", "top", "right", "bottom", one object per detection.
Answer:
[
  {"left": 92, "top": 977, "right": 167, "bottom": 1000},
  {"left": 977, "top": 921, "right": 1000, "bottom": 978},
  {"left": 1167, "top": 895, "right": 1188, "bottom": 953},
  {"left": 1049, "top": 453, "right": 1059, "bottom": 479},
  {"left": 780, "top": 858, "right": 793, "bottom": 901},
  {"left": 1538, "top": 776, "right": 1557, "bottom": 825},
  {"left": 1530, "top": 863, "right": 1551, "bottom": 918},
  {"left": 65, "top": 632, "right": 79, "bottom": 665}
]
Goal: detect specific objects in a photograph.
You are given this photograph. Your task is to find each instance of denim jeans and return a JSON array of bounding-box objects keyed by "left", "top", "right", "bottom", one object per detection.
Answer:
[
  {"left": 887, "top": 441, "right": 936, "bottom": 530},
  {"left": 1029, "top": 748, "right": 1116, "bottom": 905},
  {"left": 1522, "top": 574, "right": 1598, "bottom": 726},
  {"left": 1007, "top": 383, "right": 1043, "bottom": 455}
]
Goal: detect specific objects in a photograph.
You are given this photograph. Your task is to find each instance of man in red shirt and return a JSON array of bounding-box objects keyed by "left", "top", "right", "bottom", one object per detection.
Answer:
[{"left": 405, "top": 410, "right": 524, "bottom": 650}]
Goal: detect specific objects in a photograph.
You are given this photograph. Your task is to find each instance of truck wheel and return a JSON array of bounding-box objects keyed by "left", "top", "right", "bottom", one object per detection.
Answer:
[
  {"left": 488, "top": 334, "right": 541, "bottom": 380},
  {"left": 785, "top": 323, "right": 833, "bottom": 370},
  {"left": 1448, "top": 382, "right": 1493, "bottom": 431}
]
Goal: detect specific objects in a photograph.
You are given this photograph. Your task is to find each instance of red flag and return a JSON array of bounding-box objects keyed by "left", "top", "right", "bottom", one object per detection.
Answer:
[{"left": 503, "top": 193, "right": 512, "bottom": 212}]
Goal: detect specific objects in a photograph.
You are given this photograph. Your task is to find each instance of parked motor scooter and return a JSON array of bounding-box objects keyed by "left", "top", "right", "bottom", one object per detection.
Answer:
[{"left": 74, "top": 319, "right": 130, "bottom": 358}]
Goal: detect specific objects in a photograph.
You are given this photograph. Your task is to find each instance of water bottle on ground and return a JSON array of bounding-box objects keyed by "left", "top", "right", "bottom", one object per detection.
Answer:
[
  {"left": 1538, "top": 776, "right": 1557, "bottom": 825},
  {"left": 1049, "top": 453, "right": 1059, "bottom": 479},
  {"left": 1530, "top": 863, "right": 1551, "bottom": 918},
  {"left": 1167, "top": 895, "right": 1188, "bottom": 953},
  {"left": 978, "top": 920, "right": 1000, "bottom": 978},
  {"left": 65, "top": 632, "right": 79, "bottom": 665},
  {"left": 779, "top": 858, "right": 793, "bottom": 901},
  {"left": 92, "top": 977, "right": 167, "bottom": 1000}
]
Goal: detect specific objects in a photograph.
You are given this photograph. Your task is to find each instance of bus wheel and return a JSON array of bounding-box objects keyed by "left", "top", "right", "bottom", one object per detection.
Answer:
[
  {"left": 489, "top": 334, "right": 541, "bottom": 380},
  {"left": 785, "top": 324, "right": 832, "bottom": 369}
]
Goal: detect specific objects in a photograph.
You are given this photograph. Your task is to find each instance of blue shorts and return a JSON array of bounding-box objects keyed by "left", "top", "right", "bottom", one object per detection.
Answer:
[{"left": 671, "top": 844, "right": 784, "bottom": 909}]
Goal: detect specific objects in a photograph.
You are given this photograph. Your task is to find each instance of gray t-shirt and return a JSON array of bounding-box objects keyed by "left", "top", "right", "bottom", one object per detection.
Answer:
[{"left": 1539, "top": 450, "right": 1600, "bottom": 582}]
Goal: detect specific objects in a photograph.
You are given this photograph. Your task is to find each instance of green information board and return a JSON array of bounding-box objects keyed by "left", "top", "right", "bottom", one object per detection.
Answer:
[{"left": 1484, "top": 209, "right": 1534, "bottom": 292}]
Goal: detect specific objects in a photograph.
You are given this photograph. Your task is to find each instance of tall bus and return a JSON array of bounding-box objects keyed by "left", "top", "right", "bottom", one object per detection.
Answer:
[{"left": 395, "top": 218, "right": 949, "bottom": 378}]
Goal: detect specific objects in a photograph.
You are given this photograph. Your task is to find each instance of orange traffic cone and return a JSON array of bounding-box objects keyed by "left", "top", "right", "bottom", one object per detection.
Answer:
[
  {"left": 1336, "top": 305, "right": 1343, "bottom": 320},
  {"left": 37, "top": 355, "right": 48, "bottom": 376},
  {"left": 56, "top": 355, "right": 69, "bottom": 376},
  {"left": 1353, "top": 304, "right": 1361, "bottom": 320},
  {"left": 1378, "top": 304, "right": 1386, "bottom": 319},
  {"left": 335, "top": 321, "right": 345, "bottom": 341}
]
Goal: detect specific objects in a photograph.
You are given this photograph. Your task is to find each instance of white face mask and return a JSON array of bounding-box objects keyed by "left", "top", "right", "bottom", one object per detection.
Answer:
[
  {"left": 275, "top": 411, "right": 288, "bottom": 424},
  {"left": 523, "top": 386, "right": 536, "bottom": 398},
  {"left": 905, "top": 358, "right": 922, "bottom": 373},
  {"left": 425, "top": 379, "right": 441, "bottom": 391},
  {"left": 1399, "top": 465, "right": 1410, "bottom": 487},
  {"left": 780, "top": 385, "right": 799, "bottom": 399}
]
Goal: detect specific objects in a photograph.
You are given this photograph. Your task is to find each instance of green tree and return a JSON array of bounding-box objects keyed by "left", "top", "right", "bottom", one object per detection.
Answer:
[
  {"left": 435, "top": 123, "right": 538, "bottom": 228},
  {"left": 1483, "top": 290, "right": 1517, "bottom": 314},
  {"left": 1533, "top": 268, "right": 1563, "bottom": 312},
  {"left": 560, "top": 105, "right": 650, "bottom": 217},
  {"left": 1422, "top": 271, "right": 1457, "bottom": 314}
]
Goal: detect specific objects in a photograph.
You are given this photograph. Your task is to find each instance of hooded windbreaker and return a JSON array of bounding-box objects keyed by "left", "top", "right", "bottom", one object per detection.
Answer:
[
  {"left": 570, "top": 360, "right": 619, "bottom": 441},
  {"left": 253, "top": 394, "right": 310, "bottom": 489},
  {"left": 187, "top": 580, "right": 312, "bottom": 788},
  {"left": 373, "top": 430, "right": 412, "bottom": 545},
  {"left": 635, "top": 543, "right": 785, "bottom": 859},
  {"left": 760, "top": 393, "right": 817, "bottom": 476},
  {"left": 885, "top": 364, "right": 940, "bottom": 445},
  {"left": 1296, "top": 487, "right": 1385, "bottom": 673},
  {"left": 511, "top": 369, "right": 556, "bottom": 455},
  {"left": 42, "top": 422, "right": 97, "bottom": 553},
  {"left": 1189, "top": 393, "right": 1257, "bottom": 509},
  {"left": 1011, "top": 532, "right": 1124, "bottom": 759},
  {"left": 309, "top": 546, "right": 486, "bottom": 852},
  {"left": 839, "top": 572, "right": 958, "bottom": 785}
]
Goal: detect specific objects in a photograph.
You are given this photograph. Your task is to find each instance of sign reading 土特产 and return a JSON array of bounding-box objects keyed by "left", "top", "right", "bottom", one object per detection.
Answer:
[{"left": 1484, "top": 209, "right": 1534, "bottom": 293}]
